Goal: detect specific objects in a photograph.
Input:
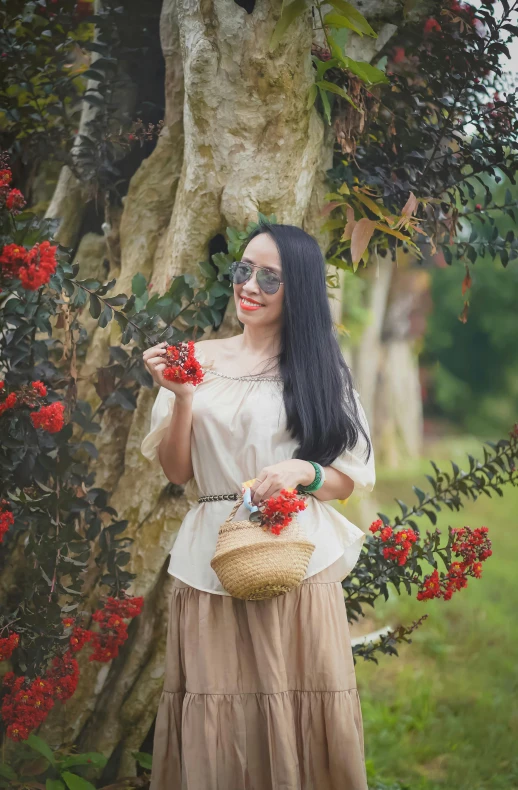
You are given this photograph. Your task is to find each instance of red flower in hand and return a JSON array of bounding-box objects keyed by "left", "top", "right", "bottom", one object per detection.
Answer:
[{"left": 163, "top": 340, "right": 204, "bottom": 385}]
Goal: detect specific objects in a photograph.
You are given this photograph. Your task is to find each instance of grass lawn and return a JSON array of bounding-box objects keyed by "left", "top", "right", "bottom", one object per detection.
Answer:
[{"left": 343, "top": 436, "right": 518, "bottom": 790}]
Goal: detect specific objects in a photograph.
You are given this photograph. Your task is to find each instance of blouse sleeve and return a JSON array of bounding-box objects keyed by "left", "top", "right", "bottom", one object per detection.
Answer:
[
  {"left": 140, "top": 386, "right": 176, "bottom": 466},
  {"left": 140, "top": 342, "right": 211, "bottom": 466},
  {"left": 329, "top": 388, "right": 376, "bottom": 498}
]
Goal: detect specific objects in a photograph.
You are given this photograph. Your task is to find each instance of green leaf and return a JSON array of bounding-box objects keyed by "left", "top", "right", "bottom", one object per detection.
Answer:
[
  {"left": 412, "top": 487, "right": 426, "bottom": 505},
  {"left": 269, "top": 0, "right": 309, "bottom": 52},
  {"left": 316, "top": 80, "right": 359, "bottom": 110},
  {"left": 396, "top": 499, "right": 408, "bottom": 517},
  {"left": 72, "top": 288, "right": 88, "bottom": 309},
  {"left": 84, "top": 93, "right": 105, "bottom": 109},
  {"left": 197, "top": 259, "right": 216, "bottom": 280},
  {"left": 110, "top": 389, "right": 137, "bottom": 410},
  {"left": 132, "top": 273, "right": 148, "bottom": 297},
  {"left": 343, "top": 56, "right": 388, "bottom": 84},
  {"left": 326, "top": 0, "right": 376, "bottom": 36},
  {"left": 77, "top": 278, "right": 101, "bottom": 290},
  {"left": 62, "top": 279, "right": 75, "bottom": 297},
  {"left": 60, "top": 753, "right": 107, "bottom": 771},
  {"left": 104, "top": 294, "right": 128, "bottom": 307},
  {"left": 113, "top": 311, "right": 128, "bottom": 333},
  {"left": 27, "top": 735, "right": 57, "bottom": 766},
  {"left": 81, "top": 68, "right": 106, "bottom": 81},
  {"left": 62, "top": 772, "right": 97, "bottom": 790},
  {"left": 307, "top": 82, "right": 318, "bottom": 110},
  {"left": 97, "top": 304, "right": 113, "bottom": 329},
  {"left": 0, "top": 764, "right": 18, "bottom": 781},
  {"left": 132, "top": 751, "right": 153, "bottom": 770},
  {"left": 46, "top": 781, "right": 65, "bottom": 790},
  {"left": 323, "top": 11, "right": 366, "bottom": 36},
  {"left": 89, "top": 294, "right": 102, "bottom": 319},
  {"left": 325, "top": 34, "right": 345, "bottom": 66},
  {"left": 317, "top": 85, "right": 332, "bottom": 125},
  {"left": 313, "top": 55, "right": 339, "bottom": 82}
]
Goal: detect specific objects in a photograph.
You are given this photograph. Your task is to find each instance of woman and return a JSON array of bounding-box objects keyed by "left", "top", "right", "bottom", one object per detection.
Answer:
[{"left": 141, "top": 222, "right": 375, "bottom": 790}]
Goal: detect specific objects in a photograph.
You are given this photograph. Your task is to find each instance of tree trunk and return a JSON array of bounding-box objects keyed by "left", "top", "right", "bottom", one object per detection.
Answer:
[
  {"left": 353, "top": 258, "right": 432, "bottom": 468},
  {"left": 36, "top": 0, "right": 414, "bottom": 780}
]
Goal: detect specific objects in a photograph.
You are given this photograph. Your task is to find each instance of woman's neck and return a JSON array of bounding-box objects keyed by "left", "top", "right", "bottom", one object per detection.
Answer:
[{"left": 239, "top": 325, "right": 281, "bottom": 360}]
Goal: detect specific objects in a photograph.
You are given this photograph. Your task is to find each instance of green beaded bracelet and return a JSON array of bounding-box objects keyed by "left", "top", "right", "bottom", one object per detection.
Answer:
[{"left": 296, "top": 461, "right": 325, "bottom": 494}]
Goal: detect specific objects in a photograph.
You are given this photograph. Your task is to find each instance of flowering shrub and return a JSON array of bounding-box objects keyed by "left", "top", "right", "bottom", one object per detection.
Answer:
[
  {"left": 0, "top": 152, "right": 235, "bottom": 749},
  {"left": 321, "top": 0, "right": 518, "bottom": 284},
  {"left": 345, "top": 424, "right": 518, "bottom": 662},
  {"left": 1, "top": 593, "right": 143, "bottom": 741},
  {"left": 368, "top": 519, "right": 492, "bottom": 602}
]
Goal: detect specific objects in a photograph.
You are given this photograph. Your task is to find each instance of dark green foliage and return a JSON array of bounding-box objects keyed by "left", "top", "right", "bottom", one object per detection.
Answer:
[{"left": 326, "top": 0, "right": 518, "bottom": 268}]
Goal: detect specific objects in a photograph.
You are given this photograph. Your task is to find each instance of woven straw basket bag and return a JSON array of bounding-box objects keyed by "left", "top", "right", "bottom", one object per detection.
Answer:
[{"left": 210, "top": 494, "right": 316, "bottom": 601}]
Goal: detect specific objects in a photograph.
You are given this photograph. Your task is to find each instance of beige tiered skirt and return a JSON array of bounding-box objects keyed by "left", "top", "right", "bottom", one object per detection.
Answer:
[{"left": 150, "top": 555, "right": 368, "bottom": 790}]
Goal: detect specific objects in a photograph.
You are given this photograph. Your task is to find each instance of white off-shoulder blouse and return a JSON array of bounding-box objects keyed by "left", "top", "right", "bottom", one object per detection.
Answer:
[{"left": 140, "top": 343, "right": 376, "bottom": 595}]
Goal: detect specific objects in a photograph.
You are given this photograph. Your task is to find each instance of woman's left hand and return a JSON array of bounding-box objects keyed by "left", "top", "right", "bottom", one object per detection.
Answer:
[{"left": 249, "top": 460, "right": 315, "bottom": 506}]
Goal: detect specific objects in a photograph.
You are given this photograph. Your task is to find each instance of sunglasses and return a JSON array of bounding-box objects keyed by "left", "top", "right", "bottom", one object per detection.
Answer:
[{"left": 229, "top": 260, "right": 284, "bottom": 295}]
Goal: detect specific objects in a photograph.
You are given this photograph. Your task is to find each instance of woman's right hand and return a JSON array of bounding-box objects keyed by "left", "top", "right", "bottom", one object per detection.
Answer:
[{"left": 143, "top": 342, "right": 195, "bottom": 399}]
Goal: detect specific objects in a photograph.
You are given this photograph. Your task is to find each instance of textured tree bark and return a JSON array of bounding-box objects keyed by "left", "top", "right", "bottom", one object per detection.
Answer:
[{"left": 35, "top": 0, "right": 423, "bottom": 779}]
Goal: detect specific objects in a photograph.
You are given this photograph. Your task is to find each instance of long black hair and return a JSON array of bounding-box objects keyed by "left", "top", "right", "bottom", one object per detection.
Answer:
[{"left": 241, "top": 222, "right": 372, "bottom": 467}]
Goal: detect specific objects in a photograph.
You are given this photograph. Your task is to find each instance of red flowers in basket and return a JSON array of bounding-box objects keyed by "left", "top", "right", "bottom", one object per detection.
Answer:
[
  {"left": 162, "top": 340, "right": 204, "bottom": 385},
  {"left": 259, "top": 488, "right": 308, "bottom": 535}
]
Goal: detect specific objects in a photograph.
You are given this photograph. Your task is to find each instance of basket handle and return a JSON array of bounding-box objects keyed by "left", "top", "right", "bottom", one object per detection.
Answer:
[{"left": 226, "top": 494, "right": 244, "bottom": 522}]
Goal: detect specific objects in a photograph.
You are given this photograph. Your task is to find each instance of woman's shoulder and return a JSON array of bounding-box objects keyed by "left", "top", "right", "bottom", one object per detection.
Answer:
[{"left": 194, "top": 336, "right": 239, "bottom": 368}]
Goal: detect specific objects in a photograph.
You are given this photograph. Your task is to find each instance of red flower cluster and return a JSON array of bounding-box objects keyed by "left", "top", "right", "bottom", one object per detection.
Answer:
[
  {"left": 68, "top": 625, "right": 92, "bottom": 653},
  {"left": 0, "top": 631, "right": 19, "bottom": 661},
  {"left": 0, "top": 390, "right": 16, "bottom": 416},
  {"left": 0, "top": 166, "right": 26, "bottom": 215},
  {"left": 369, "top": 519, "right": 419, "bottom": 566},
  {"left": 0, "top": 241, "right": 58, "bottom": 290},
  {"left": 31, "top": 380, "right": 47, "bottom": 397},
  {"left": 45, "top": 651, "right": 80, "bottom": 702},
  {"left": 30, "top": 401, "right": 65, "bottom": 433},
  {"left": 0, "top": 594, "right": 144, "bottom": 741},
  {"left": 0, "top": 168, "right": 10, "bottom": 187},
  {"left": 5, "top": 188, "right": 26, "bottom": 214},
  {"left": 417, "top": 525, "right": 491, "bottom": 601},
  {"left": 0, "top": 500, "right": 14, "bottom": 543},
  {"left": 1, "top": 649, "right": 79, "bottom": 740},
  {"left": 260, "top": 488, "right": 308, "bottom": 535},
  {"left": 1, "top": 381, "right": 64, "bottom": 433},
  {"left": 75, "top": 0, "right": 93, "bottom": 19},
  {"left": 1, "top": 673, "right": 55, "bottom": 741},
  {"left": 162, "top": 340, "right": 204, "bottom": 385},
  {"left": 88, "top": 595, "right": 144, "bottom": 662},
  {"left": 392, "top": 47, "right": 406, "bottom": 64},
  {"left": 423, "top": 17, "right": 441, "bottom": 33}
]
